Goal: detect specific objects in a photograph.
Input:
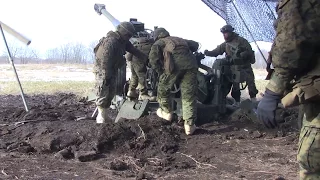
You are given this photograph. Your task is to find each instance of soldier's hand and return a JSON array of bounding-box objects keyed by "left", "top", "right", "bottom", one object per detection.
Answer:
[
  {"left": 204, "top": 50, "right": 209, "bottom": 56},
  {"left": 257, "top": 89, "right": 282, "bottom": 128}
]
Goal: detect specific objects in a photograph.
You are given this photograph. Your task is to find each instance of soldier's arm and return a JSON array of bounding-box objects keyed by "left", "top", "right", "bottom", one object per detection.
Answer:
[
  {"left": 239, "top": 38, "right": 254, "bottom": 60},
  {"left": 125, "top": 42, "right": 148, "bottom": 61},
  {"left": 149, "top": 40, "right": 164, "bottom": 74},
  {"left": 205, "top": 42, "right": 226, "bottom": 57},
  {"left": 99, "top": 39, "right": 115, "bottom": 75},
  {"left": 185, "top": 39, "right": 199, "bottom": 52}
]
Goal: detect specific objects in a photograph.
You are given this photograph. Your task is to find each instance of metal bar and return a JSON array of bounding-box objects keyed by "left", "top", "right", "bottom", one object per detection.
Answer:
[
  {"left": 230, "top": 0, "right": 268, "bottom": 64},
  {"left": 0, "top": 24, "right": 29, "bottom": 112}
]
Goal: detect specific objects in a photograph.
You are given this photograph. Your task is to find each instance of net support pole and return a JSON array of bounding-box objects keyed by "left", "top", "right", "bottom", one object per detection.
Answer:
[
  {"left": 0, "top": 24, "right": 29, "bottom": 112},
  {"left": 230, "top": 0, "right": 268, "bottom": 64}
]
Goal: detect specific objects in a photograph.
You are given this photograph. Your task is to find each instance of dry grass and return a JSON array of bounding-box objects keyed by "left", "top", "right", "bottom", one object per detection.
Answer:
[
  {"left": 0, "top": 64, "right": 269, "bottom": 96},
  {"left": 0, "top": 81, "right": 95, "bottom": 96}
]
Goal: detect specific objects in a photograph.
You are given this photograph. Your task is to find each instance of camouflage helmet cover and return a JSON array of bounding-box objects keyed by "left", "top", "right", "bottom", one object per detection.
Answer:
[
  {"left": 220, "top": 25, "right": 234, "bottom": 33},
  {"left": 153, "top": 27, "right": 170, "bottom": 40},
  {"left": 116, "top": 21, "right": 136, "bottom": 37}
]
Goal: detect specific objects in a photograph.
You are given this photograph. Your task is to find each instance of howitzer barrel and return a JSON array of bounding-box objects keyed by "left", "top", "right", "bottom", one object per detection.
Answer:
[
  {"left": 94, "top": 4, "right": 120, "bottom": 27},
  {"left": 0, "top": 21, "right": 31, "bottom": 45}
]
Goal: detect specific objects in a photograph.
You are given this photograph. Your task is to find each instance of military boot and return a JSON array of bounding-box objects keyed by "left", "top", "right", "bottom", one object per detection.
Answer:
[
  {"left": 139, "top": 93, "right": 156, "bottom": 101},
  {"left": 184, "top": 123, "right": 196, "bottom": 135},
  {"left": 127, "top": 89, "right": 138, "bottom": 99},
  {"left": 96, "top": 106, "right": 112, "bottom": 123},
  {"left": 156, "top": 108, "right": 173, "bottom": 121}
]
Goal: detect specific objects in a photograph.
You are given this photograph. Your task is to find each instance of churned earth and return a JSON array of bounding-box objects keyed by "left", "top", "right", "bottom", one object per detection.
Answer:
[{"left": 0, "top": 93, "right": 299, "bottom": 180}]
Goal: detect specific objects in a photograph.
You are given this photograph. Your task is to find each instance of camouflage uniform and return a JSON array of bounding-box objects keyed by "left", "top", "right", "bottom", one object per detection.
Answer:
[
  {"left": 93, "top": 22, "right": 147, "bottom": 123},
  {"left": 260, "top": 0, "right": 320, "bottom": 179},
  {"left": 126, "top": 37, "right": 153, "bottom": 97},
  {"left": 149, "top": 28, "right": 199, "bottom": 134},
  {"left": 205, "top": 32, "right": 258, "bottom": 102}
]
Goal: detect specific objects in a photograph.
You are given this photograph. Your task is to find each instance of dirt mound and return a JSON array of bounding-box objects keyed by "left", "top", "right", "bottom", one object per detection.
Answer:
[{"left": 0, "top": 93, "right": 300, "bottom": 179}]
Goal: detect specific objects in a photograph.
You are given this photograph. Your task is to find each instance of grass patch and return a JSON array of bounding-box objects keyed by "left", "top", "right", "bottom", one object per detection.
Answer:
[
  {"left": 0, "top": 81, "right": 95, "bottom": 96},
  {"left": 1, "top": 79, "right": 268, "bottom": 97}
]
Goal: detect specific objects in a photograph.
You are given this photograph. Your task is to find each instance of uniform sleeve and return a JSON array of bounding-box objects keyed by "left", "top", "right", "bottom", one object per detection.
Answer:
[
  {"left": 125, "top": 52, "right": 133, "bottom": 61},
  {"left": 125, "top": 42, "right": 148, "bottom": 61},
  {"left": 238, "top": 38, "right": 254, "bottom": 61},
  {"left": 148, "top": 41, "right": 164, "bottom": 74},
  {"left": 185, "top": 40, "right": 199, "bottom": 52},
  {"left": 266, "top": 0, "right": 320, "bottom": 94},
  {"left": 206, "top": 42, "right": 226, "bottom": 57},
  {"left": 100, "top": 39, "right": 115, "bottom": 75}
]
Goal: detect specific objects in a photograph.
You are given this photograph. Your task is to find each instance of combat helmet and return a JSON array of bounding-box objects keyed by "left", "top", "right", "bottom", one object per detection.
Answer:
[
  {"left": 220, "top": 25, "right": 234, "bottom": 33},
  {"left": 153, "top": 27, "right": 170, "bottom": 41},
  {"left": 116, "top": 22, "right": 136, "bottom": 39}
]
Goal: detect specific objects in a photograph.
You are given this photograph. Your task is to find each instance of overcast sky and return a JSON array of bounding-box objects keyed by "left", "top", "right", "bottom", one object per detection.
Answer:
[{"left": 0, "top": 0, "right": 271, "bottom": 58}]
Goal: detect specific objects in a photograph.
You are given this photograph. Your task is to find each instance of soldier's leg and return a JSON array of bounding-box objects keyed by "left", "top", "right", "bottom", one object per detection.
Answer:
[
  {"left": 127, "top": 62, "right": 138, "bottom": 98},
  {"left": 134, "top": 61, "right": 156, "bottom": 101},
  {"left": 156, "top": 72, "right": 177, "bottom": 121},
  {"left": 95, "top": 73, "right": 114, "bottom": 123},
  {"left": 245, "top": 67, "right": 259, "bottom": 101},
  {"left": 134, "top": 61, "right": 147, "bottom": 94},
  {"left": 231, "top": 83, "right": 241, "bottom": 106},
  {"left": 180, "top": 69, "right": 198, "bottom": 135},
  {"left": 297, "top": 103, "right": 320, "bottom": 179}
]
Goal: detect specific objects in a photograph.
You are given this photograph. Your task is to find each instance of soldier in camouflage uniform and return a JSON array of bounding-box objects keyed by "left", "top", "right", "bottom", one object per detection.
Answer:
[
  {"left": 149, "top": 27, "right": 199, "bottom": 135},
  {"left": 126, "top": 36, "right": 156, "bottom": 101},
  {"left": 204, "top": 25, "right": 258, "bottom": 106},
  {"left": 93, "top": 22, "right": 148, "bottom": 124},
  {"left": 257, "top": 0, "right": 320, "bottom": 179}
]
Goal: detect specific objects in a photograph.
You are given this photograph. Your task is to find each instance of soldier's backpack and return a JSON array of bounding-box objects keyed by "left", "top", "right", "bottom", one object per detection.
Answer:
[{"left": 162, "top": 36, "right": 189, "bottom": 73}]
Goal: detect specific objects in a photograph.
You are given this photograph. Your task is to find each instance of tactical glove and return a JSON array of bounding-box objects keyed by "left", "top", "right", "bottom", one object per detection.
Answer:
[{"left": 257, "top": 89, "right": 282, "bottom": 128}]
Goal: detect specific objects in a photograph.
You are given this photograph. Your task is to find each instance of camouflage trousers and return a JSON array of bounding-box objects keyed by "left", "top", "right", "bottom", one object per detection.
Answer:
[
  {"left": 227, "top": 67, "right": 259, "bottom": 102},
  {"left": 298, "top": 102, "right": 320, "bottom": 180},
  {"left": 94, "top": 72, "right": 116, "bottom": 108},
  {"left": 129, "top": 60, "right": 147, "bottom": 94},
  {"left": 157, "top": 68, "right": 198, "bottom": 125},
  {"left": 244, "top": 67, "right": 258, "bottom": 98}
]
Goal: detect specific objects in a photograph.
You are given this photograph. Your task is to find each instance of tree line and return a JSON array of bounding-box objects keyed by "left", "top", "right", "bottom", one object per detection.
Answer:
[
  {"left": 0, "top": 41, "right": 98, "bottom": 64},
  {"left": 0, "top": 41, "right": 269, "bottom": 69}
]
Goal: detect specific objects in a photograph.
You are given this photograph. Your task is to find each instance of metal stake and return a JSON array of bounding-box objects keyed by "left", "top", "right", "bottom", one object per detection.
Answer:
[{"left": 0, "top": 24, "right": 29, "bottom": 112}]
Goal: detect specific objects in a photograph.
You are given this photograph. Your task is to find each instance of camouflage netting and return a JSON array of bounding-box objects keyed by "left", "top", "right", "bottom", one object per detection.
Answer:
[{"left": 201, "top": 0, "right": 278, "bottom": 43}]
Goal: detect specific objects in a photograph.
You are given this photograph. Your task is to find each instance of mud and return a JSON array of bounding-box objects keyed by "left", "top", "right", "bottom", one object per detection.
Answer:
[{"left": 0, "top": 93, "right": 299, "bottom": 179}]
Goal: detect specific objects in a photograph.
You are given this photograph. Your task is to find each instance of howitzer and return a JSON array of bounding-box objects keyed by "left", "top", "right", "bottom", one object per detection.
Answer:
[{"left": 93, "top": 4, "right": 246, "bottom": 123}]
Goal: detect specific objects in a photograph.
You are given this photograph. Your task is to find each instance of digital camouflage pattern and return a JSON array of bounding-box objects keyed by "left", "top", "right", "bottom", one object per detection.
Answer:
[
  {"left": 157, "top": 69, "right": 198, "bottom": 125},
  {"left": 94, "top": 31, "right": 147, "bottom": 108},
  {"left": 126, "top": 38, "right": 153, "bottom": 95},
  {"left": 149, "top": 29, "right": 199, "bottom": 125},
  {"left": 205, "top": 33, "right": 258, "bottom": 100},
  {"left": 268, "top": 0, "right": 320, "bottom": 178}
]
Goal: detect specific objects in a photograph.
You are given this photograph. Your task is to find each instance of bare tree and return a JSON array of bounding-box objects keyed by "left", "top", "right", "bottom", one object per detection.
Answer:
[{"left": 18, "top": 47, "right": 39, "bottom": 64}]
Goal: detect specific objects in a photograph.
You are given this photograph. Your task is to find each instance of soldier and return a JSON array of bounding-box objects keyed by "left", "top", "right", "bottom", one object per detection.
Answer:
[
  {"left": 93, "top": 21, "right": 148, "bottom": 124},
  {"left": 149, "top": 27, "right": 199, "bottom": 135},
  {"left": 257, "top": 0, "right": 320, "bottom": 179},
  {"left": 204, "top": 25, "right": 258, "bottom": 106},
  {"left": 126, "top": 35, "right": 156, "bottom": 101}
]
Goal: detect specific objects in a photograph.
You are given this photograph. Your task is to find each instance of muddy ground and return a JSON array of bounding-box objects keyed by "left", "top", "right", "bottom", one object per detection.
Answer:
[{"left": 0, "top": 93, "right": 300, "bottom": 180}]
